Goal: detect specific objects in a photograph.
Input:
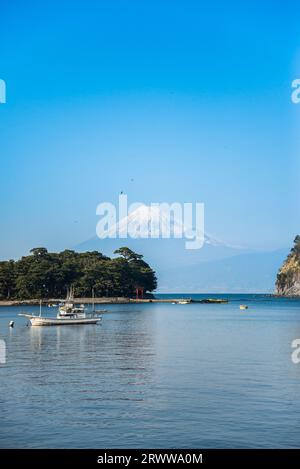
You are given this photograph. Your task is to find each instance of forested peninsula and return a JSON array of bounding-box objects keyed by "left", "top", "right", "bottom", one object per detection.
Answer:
[{"left": 0, "top": 247, "right": 157, "bottom": 300}]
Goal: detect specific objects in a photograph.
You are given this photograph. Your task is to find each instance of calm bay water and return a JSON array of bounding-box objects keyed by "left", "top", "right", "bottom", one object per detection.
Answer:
[{"left": 0, "top": 294, "right": 300, "bottom": 448}]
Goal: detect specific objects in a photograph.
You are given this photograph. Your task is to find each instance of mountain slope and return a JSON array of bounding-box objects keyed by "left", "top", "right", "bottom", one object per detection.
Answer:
[
  {"left": 159, "top": 248, "right": 288, "bottom": 293},
  {"left": 75, "top": 234, "right": 288, "bottom": 293},
  {"left": 77, "top": 204, "right": 249, "bottom": 269},
  {"left": 75, "top": 204, "right": 288, "bottom": 293},
  {"left": 76, "top": 236, "right": 249, "bottom": 270}
]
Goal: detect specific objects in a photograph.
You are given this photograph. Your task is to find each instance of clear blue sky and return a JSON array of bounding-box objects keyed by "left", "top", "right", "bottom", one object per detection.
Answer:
[{"left": 0, "top": 0, "right": 299, "bottom": 259}]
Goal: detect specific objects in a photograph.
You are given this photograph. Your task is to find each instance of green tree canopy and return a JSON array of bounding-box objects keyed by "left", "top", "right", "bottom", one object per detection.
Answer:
[{"left": 0, "top": 247, "right": 157, "bottom": 300}]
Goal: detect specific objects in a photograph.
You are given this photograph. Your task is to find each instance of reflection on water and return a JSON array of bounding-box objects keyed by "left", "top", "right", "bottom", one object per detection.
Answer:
[
  {"left": 29, "top": 324, "right": 100, "bottom": 354},
  {"left": 1, "top": 296, "right": 300, "bottom": 448}
]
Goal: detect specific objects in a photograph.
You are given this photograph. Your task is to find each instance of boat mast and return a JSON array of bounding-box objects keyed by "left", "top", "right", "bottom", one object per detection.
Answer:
[{"left": 39, "top": 299, "right": 42, "bottom": 317}]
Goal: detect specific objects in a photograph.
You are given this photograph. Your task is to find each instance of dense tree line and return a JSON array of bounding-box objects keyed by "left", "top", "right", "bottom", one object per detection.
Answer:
[{"left": 0, "top": 247, "right": 157, "bottom": 300}]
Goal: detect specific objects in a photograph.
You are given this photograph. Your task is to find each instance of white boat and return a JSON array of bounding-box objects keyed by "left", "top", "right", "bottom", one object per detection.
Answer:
[
  {"left": 239, "top": 304, "right": 248, "bottom": 310},
  {"left": 19, "top": 296, "right": 104, "bottom": 326},
  {"left": 19, "top": 313, "right": 102, "bottom": 326}
]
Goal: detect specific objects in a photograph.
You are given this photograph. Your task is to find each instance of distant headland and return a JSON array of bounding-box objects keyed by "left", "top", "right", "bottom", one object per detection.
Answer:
[{"left": 276, "top": 236, "right": 300, "bottom": 296}]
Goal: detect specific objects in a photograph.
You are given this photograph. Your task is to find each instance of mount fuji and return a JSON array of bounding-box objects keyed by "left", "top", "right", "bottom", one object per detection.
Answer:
[{"left": 75, "top": 204, "right": 287, "bottom": 293}]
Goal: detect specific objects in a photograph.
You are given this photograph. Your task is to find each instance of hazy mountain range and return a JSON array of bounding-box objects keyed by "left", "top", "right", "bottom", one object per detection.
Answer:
[{"left": 75, "top": 205, "right": 288, "bottom": 293}]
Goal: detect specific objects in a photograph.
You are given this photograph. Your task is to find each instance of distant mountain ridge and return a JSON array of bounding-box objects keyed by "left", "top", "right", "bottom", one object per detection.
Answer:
[
  {"left": 75, "top": 236, "right": 288, "bottom": 293},
  {"left": 76, "top": 204, "right": 289, "bottom": 293},
  {"left": 159, "top": 248, "right": 288, "bottom": 293}
]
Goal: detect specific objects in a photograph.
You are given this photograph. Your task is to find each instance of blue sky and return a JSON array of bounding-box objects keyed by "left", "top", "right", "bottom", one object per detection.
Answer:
[{"left": 0, "top": 0, "right": 299, "bottom": 259}]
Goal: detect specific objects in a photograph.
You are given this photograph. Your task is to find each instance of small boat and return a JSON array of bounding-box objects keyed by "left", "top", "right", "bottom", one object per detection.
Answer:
[
  {"left": 19, "top": 313, "right": 102, "bottom": 326},
  {"left": 19, "top": 297, "right": 104, "bottom": 326},
  {"left": 239, "top": 304, "right": 248, "bottom": 310},
  {"left": 178, "top": 300, "right": 189, "bottom": 305}
]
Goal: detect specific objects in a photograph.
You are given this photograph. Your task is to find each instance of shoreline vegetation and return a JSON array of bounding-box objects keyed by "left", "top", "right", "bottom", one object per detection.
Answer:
[
  {"left": 0, "top": 246, "right": 157, "bottom": 301},
  {"left": 1, "top": 238, "right": 299, "bottom": 306}
]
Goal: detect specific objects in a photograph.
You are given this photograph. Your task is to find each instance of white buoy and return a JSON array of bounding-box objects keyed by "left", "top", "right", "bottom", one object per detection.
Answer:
[{"left": 9, "top": 321, "right": 14, "bottom": 328}]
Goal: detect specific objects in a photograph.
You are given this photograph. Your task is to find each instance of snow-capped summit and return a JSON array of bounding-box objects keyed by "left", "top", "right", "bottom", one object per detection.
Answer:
[{"left": 105, "top": 203, "right": 191, "bottom": 239}]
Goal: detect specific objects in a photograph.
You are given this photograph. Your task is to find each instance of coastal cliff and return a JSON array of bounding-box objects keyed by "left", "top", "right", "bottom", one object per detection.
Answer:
[{"left": 276, "top": 236, "right": 300, "bottom": 296}]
